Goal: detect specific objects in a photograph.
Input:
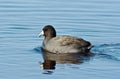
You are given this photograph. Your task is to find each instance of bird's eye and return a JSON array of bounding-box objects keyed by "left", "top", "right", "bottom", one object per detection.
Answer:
[
  {"left": 44, "top": 28, "right": 49, "bottom": 32},
  {"left": 44, "top": 29, "right": 47, "bottom": 31}
]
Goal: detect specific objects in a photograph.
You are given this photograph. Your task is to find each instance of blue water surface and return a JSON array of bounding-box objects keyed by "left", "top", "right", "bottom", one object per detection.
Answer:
[{"left": 0, "top": 0, "right": 120, "bottom": 79}]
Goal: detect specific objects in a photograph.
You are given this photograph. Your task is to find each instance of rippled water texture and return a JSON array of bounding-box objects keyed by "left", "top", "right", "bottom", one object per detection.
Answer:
[{"left": 0, "top": 0, "right": 120, "bottom": 79}]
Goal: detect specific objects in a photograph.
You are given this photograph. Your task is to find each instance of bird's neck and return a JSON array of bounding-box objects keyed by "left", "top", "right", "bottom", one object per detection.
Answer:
[{"left": 43, "top": 35, "right": 56, "bottom": 47}]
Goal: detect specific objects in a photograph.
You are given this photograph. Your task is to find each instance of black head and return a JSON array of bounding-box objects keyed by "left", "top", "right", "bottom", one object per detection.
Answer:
[{"left": 38, "top": 25, "right": 56, "bottom": 38}]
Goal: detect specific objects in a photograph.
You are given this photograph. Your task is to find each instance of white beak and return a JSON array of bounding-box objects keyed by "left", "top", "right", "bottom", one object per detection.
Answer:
[{"left": 38, "top": 30, "right": 44, "bottom": 37}]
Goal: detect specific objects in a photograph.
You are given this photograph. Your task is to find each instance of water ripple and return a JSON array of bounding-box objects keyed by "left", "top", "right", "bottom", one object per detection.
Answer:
[{"left": 92, "top": 43, "right": 120, "bottom": 61}]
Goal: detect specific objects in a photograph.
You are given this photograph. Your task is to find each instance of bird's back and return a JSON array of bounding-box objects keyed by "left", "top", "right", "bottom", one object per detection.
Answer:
[{"left": 43, "top": 36, "right": 92, "bottom": 53}]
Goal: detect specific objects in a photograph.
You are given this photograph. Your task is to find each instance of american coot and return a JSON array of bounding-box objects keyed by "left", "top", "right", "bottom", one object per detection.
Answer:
[{"left": 38, "top": 25, "right": 92, "bottom": 54}]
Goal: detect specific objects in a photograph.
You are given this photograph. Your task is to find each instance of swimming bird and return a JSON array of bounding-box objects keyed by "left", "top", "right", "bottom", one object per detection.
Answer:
[{"left": 38, "top": 25, "right": 92, "bottom": 54}]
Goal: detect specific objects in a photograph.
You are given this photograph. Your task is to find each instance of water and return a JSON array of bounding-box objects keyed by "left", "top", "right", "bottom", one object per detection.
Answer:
[{"left": 0, "top": 0, "right": 120, "bottom": 79}]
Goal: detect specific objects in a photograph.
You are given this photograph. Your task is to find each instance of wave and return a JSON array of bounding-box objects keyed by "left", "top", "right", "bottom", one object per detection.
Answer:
[{"left": 92, "top": 43, "right": 120, "bottom": 61}]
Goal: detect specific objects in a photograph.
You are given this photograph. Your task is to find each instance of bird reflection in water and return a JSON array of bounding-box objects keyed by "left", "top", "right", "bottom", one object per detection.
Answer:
[{"left": 40, "top": 48, "right": 94, "bottom": 72}]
